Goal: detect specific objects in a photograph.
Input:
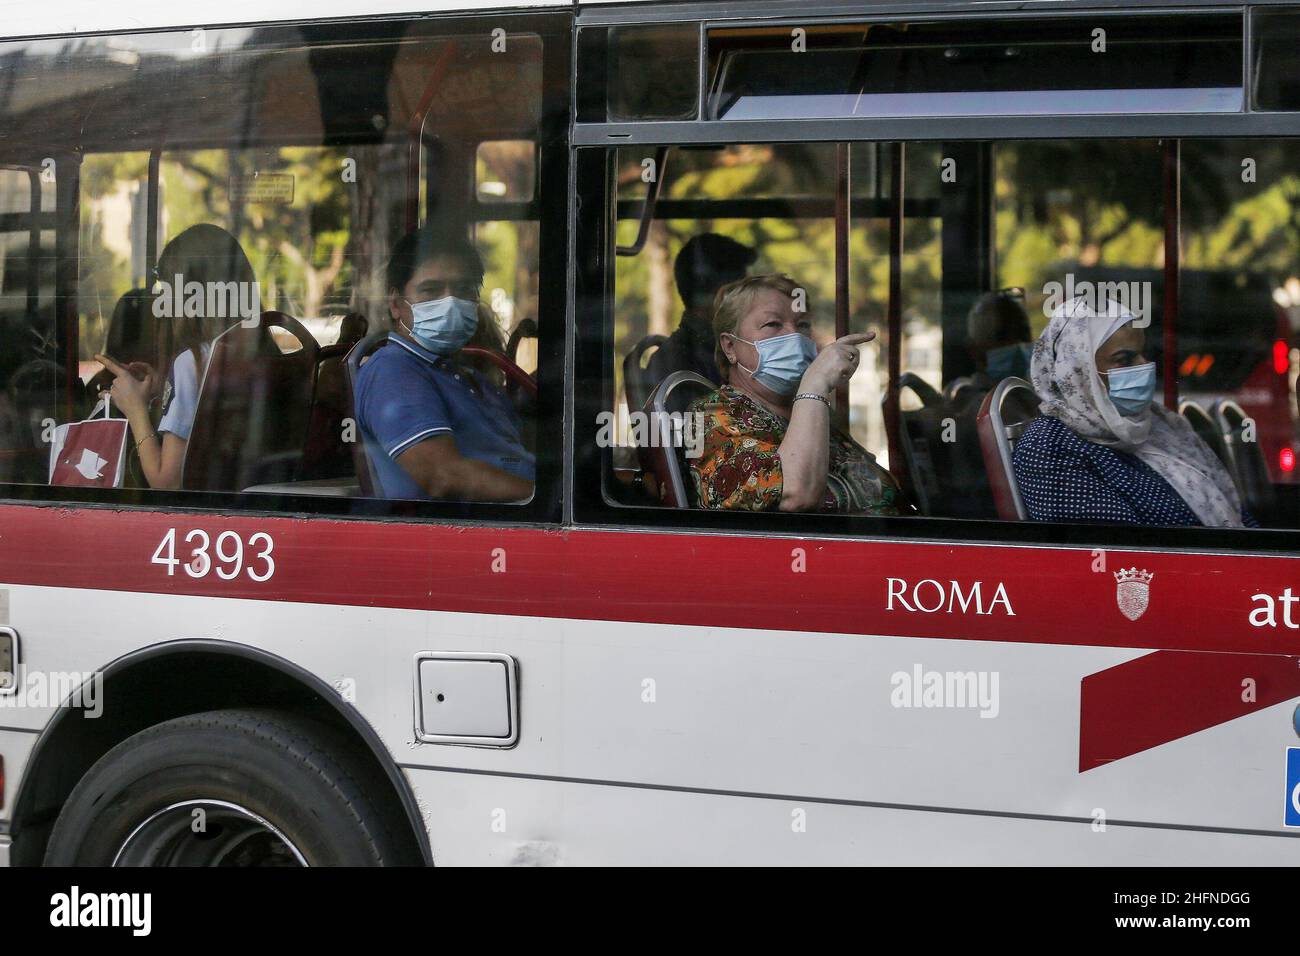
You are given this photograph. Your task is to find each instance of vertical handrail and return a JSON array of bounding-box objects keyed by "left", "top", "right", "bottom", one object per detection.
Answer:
[
  {"left": 405, "top": 43, "right": 460, "bottom": 234},
  {"left": 1162, "top": 139, "right": 1180, "bottom": 411},
  {"left": 25, "top": 169, "right": 39, "bottom": 326},
  {"left": 833, "top": 142, "right": 851, "bottom": 433},
  {"left": 146, "top": 149, "right": 160, "bottom": 284},
  {"left": 54, "top": 156, "right": 80, "bottom": 421},
  {"left": 886, "top": 142, "right": 905, "bottom": 476},
  {"left": 616, "top": 146, "right": 669, "bottom": 256}
]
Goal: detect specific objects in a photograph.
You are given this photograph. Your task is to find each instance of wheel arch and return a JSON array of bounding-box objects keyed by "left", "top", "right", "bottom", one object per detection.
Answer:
[{"left": 10, "top": 639, "right": 431, "bottom": 866}]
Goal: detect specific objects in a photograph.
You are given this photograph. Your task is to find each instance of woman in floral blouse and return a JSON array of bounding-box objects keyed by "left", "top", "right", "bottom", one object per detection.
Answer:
[{"left": 688, "top": 274, "right": 911, "bottom": 516}]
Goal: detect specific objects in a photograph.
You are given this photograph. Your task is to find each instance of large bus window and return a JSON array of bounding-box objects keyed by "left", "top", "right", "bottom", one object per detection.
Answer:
[
  {"left": 602, "top": 134, "right": 1296, "bottom": 534},
  {"left": 0, "top": 18, "right": 561, "bottom": 513}
]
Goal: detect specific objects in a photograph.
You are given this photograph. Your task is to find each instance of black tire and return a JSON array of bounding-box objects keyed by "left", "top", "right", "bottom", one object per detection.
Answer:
[{"left": 45, "top": 708, "right": 411, "bottom": 866}]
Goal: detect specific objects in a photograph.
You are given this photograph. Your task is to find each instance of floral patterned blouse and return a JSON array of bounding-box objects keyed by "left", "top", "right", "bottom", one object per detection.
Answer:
[{"left": 688, "top": 385, "right": 909, "bottom": 515}]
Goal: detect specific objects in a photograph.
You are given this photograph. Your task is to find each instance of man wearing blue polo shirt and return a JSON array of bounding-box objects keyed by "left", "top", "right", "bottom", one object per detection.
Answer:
[{"left": 355, "top": 229, "right": 534, "bottom": 501}]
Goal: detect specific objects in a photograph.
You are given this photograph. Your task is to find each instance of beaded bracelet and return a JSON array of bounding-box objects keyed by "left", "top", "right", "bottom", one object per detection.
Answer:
[{"left": 793, "top": 392, "right": 831, "bottom": 409}]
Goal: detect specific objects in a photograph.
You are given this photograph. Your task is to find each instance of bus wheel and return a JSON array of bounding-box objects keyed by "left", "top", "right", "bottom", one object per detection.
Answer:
[{"left": 44, "top": 708, "right": 408, "bottom": 867}]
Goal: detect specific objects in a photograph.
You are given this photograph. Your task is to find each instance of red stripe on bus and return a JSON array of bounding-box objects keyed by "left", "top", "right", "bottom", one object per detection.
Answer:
[
  {"left": 1, "top": 504, "right": 1298, "bottom": 657},
  {"left": 1079, "top": 650, "right": 1300, "bottom": 771}
]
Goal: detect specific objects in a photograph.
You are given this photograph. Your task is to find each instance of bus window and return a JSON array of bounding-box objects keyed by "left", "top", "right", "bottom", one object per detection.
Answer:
[
  {"left": 600, "top": 133, "right": 1298, "bottom": 534},
  {"left": 1252, "top": 8, "right": 1300, "bottom": 112},
  {"left": 707, "top": 14, "right": 1243, "bottom": 121},
  {"left": 0, "top": 18, "right": 561, "bottom": 513},
  {"left": 607, "top": 23, "right": 700, "bottom": 123}
]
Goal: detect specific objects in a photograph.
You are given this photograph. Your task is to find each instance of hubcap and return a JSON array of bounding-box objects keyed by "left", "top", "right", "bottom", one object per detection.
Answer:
[{"left": 112, "top": 799, "right": 308, "bottom": 867}]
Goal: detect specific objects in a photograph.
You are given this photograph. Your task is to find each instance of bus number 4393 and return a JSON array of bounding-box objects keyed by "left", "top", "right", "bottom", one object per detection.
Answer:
[{"left": 151, "top": 528, "right": 276, "bottom": 582}]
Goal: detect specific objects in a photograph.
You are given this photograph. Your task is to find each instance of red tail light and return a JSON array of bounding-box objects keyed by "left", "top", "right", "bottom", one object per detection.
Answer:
[
  {"left": 1281, "top": 448, "right": 1296, "bottom": 473},
  {"left": 1273, "top": 339, "right": 1289, "bottom": 375}
]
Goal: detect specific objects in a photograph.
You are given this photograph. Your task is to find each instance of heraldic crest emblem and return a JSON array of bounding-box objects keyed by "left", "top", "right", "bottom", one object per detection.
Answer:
[{"left": 1113, "top": 567, "right": 1154, "bottom": 621}]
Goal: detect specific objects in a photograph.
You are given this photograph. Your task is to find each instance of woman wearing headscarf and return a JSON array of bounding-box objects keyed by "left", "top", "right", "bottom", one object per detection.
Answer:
[{"left": 1013, "top": 297, "right": 1253, "bottom": 528}]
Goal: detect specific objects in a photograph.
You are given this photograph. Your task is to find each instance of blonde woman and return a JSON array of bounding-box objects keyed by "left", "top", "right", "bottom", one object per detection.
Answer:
[{"left": 689, "top": 274, "right": 910, "bottom": 515}]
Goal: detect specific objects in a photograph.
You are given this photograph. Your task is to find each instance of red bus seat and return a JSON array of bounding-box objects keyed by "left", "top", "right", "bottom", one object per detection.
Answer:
[
  {"left": 183, "top": 312, "right": 317, "bottom": 492},
  {"left": 975, "top": 377, "right": 1040, "bottom": 521},
  {"left": 642, "top": 370, "right": 713, "bottom": 508},
  {"left": 460, "top": 345, "right": 537, "bottom": 398}
]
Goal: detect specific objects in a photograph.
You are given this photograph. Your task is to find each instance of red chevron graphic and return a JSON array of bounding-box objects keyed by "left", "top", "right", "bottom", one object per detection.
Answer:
[{"left": 1079, "top": 650, "right": 1300, "bottom": 772}]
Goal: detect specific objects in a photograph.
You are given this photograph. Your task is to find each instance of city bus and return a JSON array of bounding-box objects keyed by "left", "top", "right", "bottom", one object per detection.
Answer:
[{"left": 0, "top": 0, "right": 1299, "bottom": 867}]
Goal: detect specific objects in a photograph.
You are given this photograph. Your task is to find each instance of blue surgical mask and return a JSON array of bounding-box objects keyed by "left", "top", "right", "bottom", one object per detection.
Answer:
[
  {"left": 404, "top": 296, "right": 478, "bottom": 355},
  {"left": 1103, "top": 361, "right": 1156, "bottom": 416},
  {"left": 731, "top": 331, "right": 817, "bottom": 396},
  {"left": 986, "top": 342, "right": 1032, "bottom": 381}
]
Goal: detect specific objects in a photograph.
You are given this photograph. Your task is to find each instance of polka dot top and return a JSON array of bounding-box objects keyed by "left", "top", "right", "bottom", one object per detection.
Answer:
[{"left": 1012, "top": 416, "right": 1255, "bottom": 527}]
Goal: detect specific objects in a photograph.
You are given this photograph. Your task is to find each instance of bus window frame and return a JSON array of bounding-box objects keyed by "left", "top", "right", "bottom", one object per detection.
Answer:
[
  {"left": 571, "top": 10, "right": 1300, "bottom": 551},
  {"left": 573, "top": 3, "right": 1300, "bottom": 147},
  {"left": 0, "top": 10, "right": 572, "bottom": 526}
]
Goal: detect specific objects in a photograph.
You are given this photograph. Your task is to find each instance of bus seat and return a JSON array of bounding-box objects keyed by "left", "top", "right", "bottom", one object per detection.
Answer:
[
  {"left": 897, "top": 371, "right": 943, "bottom": 408},
  {"left": 461, "top": 345, "right": 538, "bottom": 453},
  {"left": 623, "top": 334, "right": 668, "bottom": 418},
  {"left": 643, "top": 370, "right": 713, "bottom": 508},
  {"left": 336, "top": 311, "right": 369, "bottom": 349},
  {"left": 1214, "top": 398, "right": 1277, "bottom": 523},
  {"left": 299, "top": 343, "right": 355, "bottom": 482},
  {"left": 976, "top": 377, "right": 1040, "bottom": 521},
  {"left": 944, "top": 376, "right": 979, "bottom": 404},
  {"left": 888, "top": 374, "right": 996, "bottom": 519},
  {"left": 460, "top": 346, "right": 538, "bottom": 398},
  {"left": 892, "top": 374, "right": 941, "bottom": 512},
  {"left": 343, "top": 331, "right": 390, "bottom": 498},
  {"left": 183, "top": 312, "right": 318, "bottom": 492},
  {"left": 506, "top": 317, "right": 538, "bottom": 367},
  {"left": 1178, "top": 400, "right": 1236, "bottom": 477}
]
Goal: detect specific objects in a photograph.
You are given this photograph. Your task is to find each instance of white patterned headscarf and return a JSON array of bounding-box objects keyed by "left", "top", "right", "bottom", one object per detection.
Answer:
[{"left": 1030, "top": 296, "right": 1244, "bottom": 528}]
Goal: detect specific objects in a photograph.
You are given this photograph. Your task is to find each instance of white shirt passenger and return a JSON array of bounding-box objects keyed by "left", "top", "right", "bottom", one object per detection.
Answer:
[{"left": 157, "top": 342, "right": 213, "bottom": 442}]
